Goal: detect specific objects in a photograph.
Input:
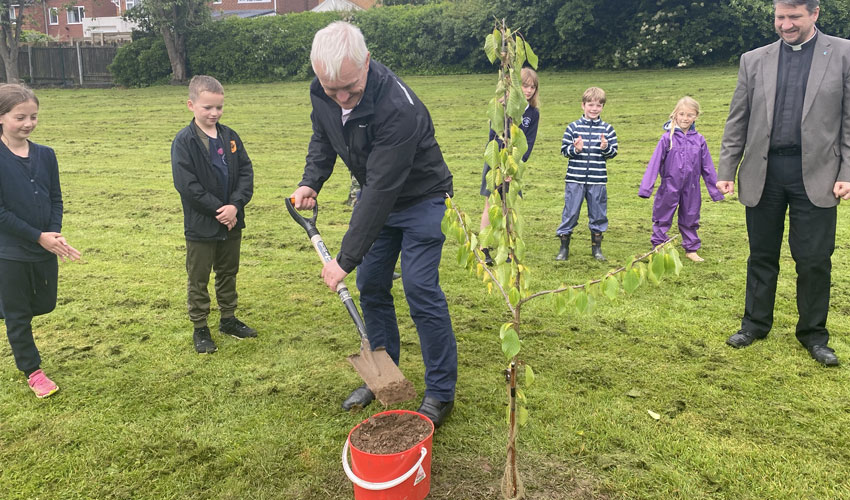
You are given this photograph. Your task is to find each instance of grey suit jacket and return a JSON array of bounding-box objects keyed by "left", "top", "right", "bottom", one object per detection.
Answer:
[{"left": 719, "top": 32, "right": 850, "bottom": 208}]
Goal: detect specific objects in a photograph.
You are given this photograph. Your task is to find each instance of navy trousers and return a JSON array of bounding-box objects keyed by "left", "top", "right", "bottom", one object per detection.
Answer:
[
  {"left": 0, "top": 257, "right": 58, "bottom": 373},
  {"left": 742, "top": 153, "right": 835, "bottom": 347},
  {"left": 356, "top": 196, "right": 457, "bottom": 402}
]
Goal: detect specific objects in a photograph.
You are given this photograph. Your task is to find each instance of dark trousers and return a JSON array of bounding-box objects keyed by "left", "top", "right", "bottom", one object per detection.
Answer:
[
  {"left": 185, "top": 230, "right": 241, "bottom": 328},
  {"left": 0, "top": 257, "right": 58, "bottom": 373},
  {"left": 356, "top": 197, "right": 457, "bottom": 401},
  {"left": 742, "top": 154, "right": 836, "bottom": 347}
]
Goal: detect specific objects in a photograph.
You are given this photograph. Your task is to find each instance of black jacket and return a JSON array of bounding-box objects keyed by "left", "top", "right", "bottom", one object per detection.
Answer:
[
  {"left": 171, "top": 120, "right": 253, "bottom": 241},
  {"left": 300, "top": 60, "right": 453, "bottom": 272},
  {"left": 0, "top": 141, "right": 62, "bottom": 261}
]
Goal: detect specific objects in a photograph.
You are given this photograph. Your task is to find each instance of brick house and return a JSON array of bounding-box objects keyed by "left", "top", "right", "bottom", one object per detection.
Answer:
[{"left": 18, "top": 0, "right": 375, "bottom": 41}]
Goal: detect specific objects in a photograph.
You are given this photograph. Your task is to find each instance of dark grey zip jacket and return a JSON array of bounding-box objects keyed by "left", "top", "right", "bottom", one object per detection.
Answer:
[
  {"left": 299, "top": 60, "right": 453, "bottom": 272},
  {"left": 171, "top": 120, "right": 253, "bottom": 241}
]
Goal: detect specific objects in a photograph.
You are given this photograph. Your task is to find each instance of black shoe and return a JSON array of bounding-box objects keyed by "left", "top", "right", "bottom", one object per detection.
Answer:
[
  {"left": 726, "top": 329, "right": 759, "bottom": 349},
  {"left": 416, "top": 396, "right": 454, "bottom": 429},
  {"left": 342, "top": 383, "right": 375, "bottom": 410},
  {"left": 555, "top": 234, "right": 570, "bottom": 261},
  {"left": 219, "top": 317, "right": 257, "bottom": 339},
  {"left": 808, "top": 344, "right": 839, "bottom": 366},
  {"left": 193, "top": 326, "right": 217, "bottom": 354},
  {"left": 481, "top": 248, "right": 494, "bottom": 266},
  {"left": 591, "top": 233, "right": 606, "bottom": 261}
]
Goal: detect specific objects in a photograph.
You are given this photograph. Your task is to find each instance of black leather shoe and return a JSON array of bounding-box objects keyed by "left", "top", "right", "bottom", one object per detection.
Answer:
[
  {"left": 726, "top": 329, "right": 759, "bottom": 349},
  {"left": 341, "top": 383, "right": 374, "bottom": 411},
  {"left": 416, "top": 396, "right": 454, "bottom": 429},
  {"left": 808, "top": 344, "right": 839, "bottom": 367}
]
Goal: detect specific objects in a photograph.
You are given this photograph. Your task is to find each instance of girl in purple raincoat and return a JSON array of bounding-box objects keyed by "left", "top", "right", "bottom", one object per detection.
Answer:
[{"left": 639, "top": 96, "right": 724, "bottom": 262}]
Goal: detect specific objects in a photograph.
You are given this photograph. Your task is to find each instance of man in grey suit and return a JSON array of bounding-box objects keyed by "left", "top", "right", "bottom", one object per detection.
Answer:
[{"left": 718, "top": 0, "right": 850, "bottom": 366}]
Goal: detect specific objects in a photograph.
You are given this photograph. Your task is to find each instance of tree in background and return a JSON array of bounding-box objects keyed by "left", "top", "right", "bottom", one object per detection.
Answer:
[
  {"left": 0, "top": 0, "right": 37, "bottom": 82},
  {"left": 124, "top": 0, "right": 209, "bottom": 83}
]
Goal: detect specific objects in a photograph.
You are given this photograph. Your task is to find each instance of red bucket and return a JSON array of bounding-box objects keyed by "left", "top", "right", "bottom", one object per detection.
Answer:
[{"left": 342, "top": 410, "right": 434, "bottom": 500}]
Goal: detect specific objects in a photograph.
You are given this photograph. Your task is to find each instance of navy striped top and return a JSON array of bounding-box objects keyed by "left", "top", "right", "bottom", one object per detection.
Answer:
[{"left": 560, "top": 115, "right": 618, "bottom": 184}]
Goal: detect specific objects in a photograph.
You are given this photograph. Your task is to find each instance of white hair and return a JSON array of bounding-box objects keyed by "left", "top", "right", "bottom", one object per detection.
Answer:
[{"left": 310, "top": 21, "right": 369, "bottom": 82}]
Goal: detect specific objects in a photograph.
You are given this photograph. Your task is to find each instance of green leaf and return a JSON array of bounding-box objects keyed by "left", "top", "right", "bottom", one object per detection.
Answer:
[
  {"left": 509, "top": 287, "right": 520, "bottom": 306},
  {"left": 511, "top": 127, "right": 528, "bottom": 165},
  {"left": 525, "top": 41, "right": 538, "bottom": 69},
  {"left": 664, "top": 251, "right": 676, "bottom": 274},
  {"left": 499, "top": 322, "right": 514, "bottom": 339},
  {"left": 515, "top": 36, "right": 526, "bottom": 68},
  {"left": 574, "top": 291, "right": 588, "bottom": 313},
  {"left": 506, "top": 69, "right": 525, "bottom": 121},
  {"left": 603, "top": 275, "right": 620, "bottom": 300},
  {"left": 440, "top": 211, "right": 450, "bottom": 236},
  {"left": 525, "top": 364, "right": 535, "bottom": 387},
  {"left": 497, "top": 263, "right": 510, "bottom": 287},
  {"left": 493, "top": 29, "right": 502, "bottom": 59},
  {"left": 484, "top": 139, "right": 499, "bottom": 171},
  {"left": 515, "top": 236, "right": 526, "bottom": 261},
  {"left": 518, "top": 406, "right": 529, "bottom": 426},
  {"left": 651, "top": 253, "right": 666, "bottom": 282},
  {"left": 585, "top": 293, "right": 596, "bottom": 314},
  {"left": 555, "top": 291, "right": 567, "bottom": 314},
  {"left": 648, "top": 265, "right": 660, "bottom": 285},
  {"left": 501, "top": 327, "right": 521, "bottom": 359},
  {"left": 456, "top": 245, "right": 467, "bottom": 266},
  {"left": 484, "top": 33, "right": 497, "bottom": 63},
  {"left": 516, "top": 388, "right": 526, "bottom": 403},
  {"left": 495, "top": 244, "right": 509, "bottom": 266},
  {"left": 487, "top": 98, "right": 505, "bottom": 136},
  {"left": 623, "top": 267, "right": 641, "bottom": 293},
  {"left": 670, "top": 246, "right": 683, "bottom": 276}
]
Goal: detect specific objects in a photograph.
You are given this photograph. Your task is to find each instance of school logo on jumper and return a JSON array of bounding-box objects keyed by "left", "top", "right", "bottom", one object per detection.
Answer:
[{"left": 230, "top": 140, "right": 237, "bottom": 153}]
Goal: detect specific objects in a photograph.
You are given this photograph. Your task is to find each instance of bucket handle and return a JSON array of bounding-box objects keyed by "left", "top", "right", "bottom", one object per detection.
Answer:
[{"left": 342, "top": 440, "right": 428, "bottom": 491}]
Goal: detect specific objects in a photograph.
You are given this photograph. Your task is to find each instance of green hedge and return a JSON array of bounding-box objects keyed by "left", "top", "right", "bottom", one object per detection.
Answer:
[{"left": 110, "top": 0, "right": 850, "bottom": 86}]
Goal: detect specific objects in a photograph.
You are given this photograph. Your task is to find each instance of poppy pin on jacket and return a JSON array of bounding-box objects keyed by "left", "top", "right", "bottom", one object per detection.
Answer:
[{"left": 230, "top": 140, "right": 237, "bottom": 153}]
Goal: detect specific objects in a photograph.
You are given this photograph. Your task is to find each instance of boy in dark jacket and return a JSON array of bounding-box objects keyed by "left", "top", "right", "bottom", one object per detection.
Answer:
[{"left": 171, "top": 75, "right": 255, "bottom": 354}]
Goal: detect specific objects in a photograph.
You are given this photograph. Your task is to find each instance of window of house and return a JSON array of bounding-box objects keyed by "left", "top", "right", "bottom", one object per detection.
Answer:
[
  {"left": 49, "top": 7, "right": 58, "bottom": 24},
  {"left": 125, "top": 0, "right": 136, "bottom": 9},
  {"left": 213, "top": 0, "right": 221, "bottom": 4},
  {"left": 67, "top": 6, "right": 84, "bottom": 24},
  {"left": 9, "top": 5, "right": 16, "bottom": 20}
]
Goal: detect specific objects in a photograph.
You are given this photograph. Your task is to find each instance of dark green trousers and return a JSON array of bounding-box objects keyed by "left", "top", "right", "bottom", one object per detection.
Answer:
[{"left": 185, "top": 230, "right": 241, "bottom": 328}]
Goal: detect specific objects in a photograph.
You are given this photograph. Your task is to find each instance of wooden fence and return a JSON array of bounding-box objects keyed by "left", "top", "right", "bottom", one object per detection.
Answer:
[{"left": 0, "top": 44, "right": 119, "bottom": 87}]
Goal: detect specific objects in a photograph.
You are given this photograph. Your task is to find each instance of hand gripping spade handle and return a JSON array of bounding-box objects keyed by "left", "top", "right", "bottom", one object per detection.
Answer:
[{"left": 285, "top": 197, "right": 416, "bottom": 406}]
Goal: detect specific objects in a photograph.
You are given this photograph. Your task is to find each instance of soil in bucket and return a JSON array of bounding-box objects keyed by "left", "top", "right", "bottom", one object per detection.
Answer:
[{"left": 350, "top": 412, "right": 432, "bottom": 454}]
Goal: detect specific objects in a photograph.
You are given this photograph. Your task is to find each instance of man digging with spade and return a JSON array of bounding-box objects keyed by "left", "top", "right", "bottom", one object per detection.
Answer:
[{"left": 290, "top": 21, "right": 456, "bottom": 428}]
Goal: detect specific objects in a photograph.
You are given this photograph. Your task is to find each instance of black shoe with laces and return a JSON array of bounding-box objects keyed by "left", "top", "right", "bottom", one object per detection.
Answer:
[
  {"left": 219, "top": 317, "right": 258, "bottom": 339},
  {"left": 193, "top": 326, "right": 218, "bottom": 354}
]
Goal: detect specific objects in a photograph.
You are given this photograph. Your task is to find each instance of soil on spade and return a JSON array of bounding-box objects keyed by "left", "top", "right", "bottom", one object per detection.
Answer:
[{"left": 350, "top": 412, "right": 432, "bottom": 455}]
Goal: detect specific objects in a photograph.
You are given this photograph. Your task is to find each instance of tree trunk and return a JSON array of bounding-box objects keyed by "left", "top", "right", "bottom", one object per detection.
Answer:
[
  {"left": 160, "top": 26, "right": 187, "bottom": 84},
  {"left": 0, "top": 48, "right": 19, "bottom": 83}
]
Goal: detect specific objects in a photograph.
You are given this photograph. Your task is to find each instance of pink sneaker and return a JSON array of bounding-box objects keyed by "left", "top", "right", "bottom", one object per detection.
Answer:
[{"left": 27, "top": 369, "right": 59, "bottom": 398}]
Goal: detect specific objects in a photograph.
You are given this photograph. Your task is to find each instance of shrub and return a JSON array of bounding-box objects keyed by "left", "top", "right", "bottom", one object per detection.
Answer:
[{"left": 109, "top": 34, "right": 171, "bottom": 87}]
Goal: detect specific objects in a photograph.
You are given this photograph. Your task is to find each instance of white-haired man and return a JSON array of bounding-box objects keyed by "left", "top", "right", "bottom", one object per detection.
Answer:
[{"left": 291, "top": 21, "right": 456, "bottom": 427}]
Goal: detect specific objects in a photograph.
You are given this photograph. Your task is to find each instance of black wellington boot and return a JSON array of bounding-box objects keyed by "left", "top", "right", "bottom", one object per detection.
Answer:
[
  {"left": 555, "top": 234, "right": 570, "bottom": 261},
  {"left": 591, "top": 232, "right": 606, "bottom": 261}
]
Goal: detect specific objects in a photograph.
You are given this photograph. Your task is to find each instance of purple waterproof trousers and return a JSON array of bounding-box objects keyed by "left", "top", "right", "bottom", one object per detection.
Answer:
[{"left": 639, "top": 128, "right": 724, "bottom": 251}]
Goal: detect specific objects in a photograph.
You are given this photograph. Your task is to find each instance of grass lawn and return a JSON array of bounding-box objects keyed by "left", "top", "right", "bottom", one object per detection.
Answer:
[{"left": 2, "top": 65, "right": 850, "bottom": 499}]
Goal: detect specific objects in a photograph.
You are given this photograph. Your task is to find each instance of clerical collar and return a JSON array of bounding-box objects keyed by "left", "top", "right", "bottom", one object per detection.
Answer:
[{"left": 783, "top": 28, "right": 818, "bottom": 51}]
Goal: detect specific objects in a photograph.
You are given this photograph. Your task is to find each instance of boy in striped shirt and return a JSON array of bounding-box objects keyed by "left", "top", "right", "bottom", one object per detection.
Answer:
[{"left": 556, "top": 87, "right": 618, "bottom": 261}]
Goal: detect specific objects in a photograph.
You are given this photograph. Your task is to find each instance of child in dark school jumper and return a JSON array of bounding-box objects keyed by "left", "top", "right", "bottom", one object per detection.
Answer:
[{"left": 0, "top": 84, "right": 81, "bottom": 398}]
